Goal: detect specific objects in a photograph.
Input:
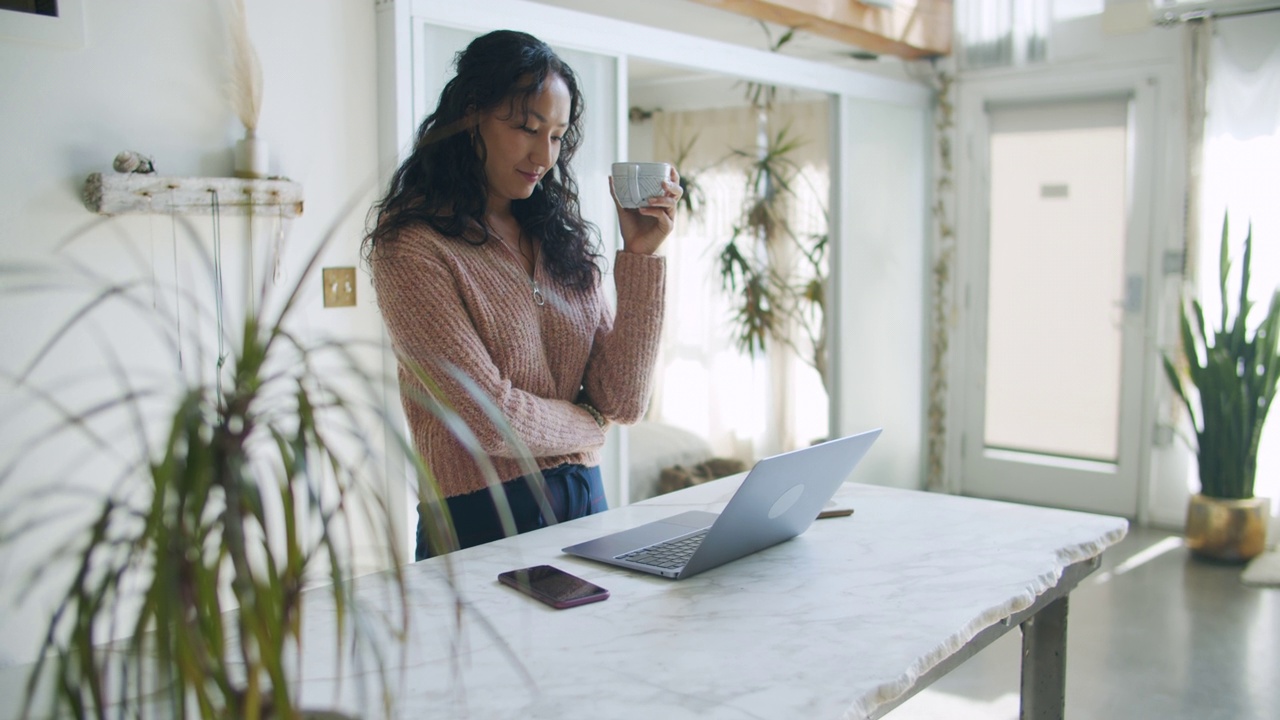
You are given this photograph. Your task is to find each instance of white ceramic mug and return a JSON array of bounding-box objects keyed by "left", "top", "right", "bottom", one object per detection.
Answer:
[{"left": 611, "top": 162, "right": 672, "bottom": 209}]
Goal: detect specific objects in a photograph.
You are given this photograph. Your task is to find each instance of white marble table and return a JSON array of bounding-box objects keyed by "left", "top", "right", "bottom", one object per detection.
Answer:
[{"left": 293, "top": 475, "right": 1128, "bottom": 719}]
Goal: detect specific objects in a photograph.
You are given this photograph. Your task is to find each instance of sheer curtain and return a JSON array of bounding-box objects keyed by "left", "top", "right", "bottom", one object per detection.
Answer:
[
  {"left": 647, "top": 102, "right": 830, "bottom": 463},
  {"left": 955, "top": 0, "right": 1051, "bottom": 69},
  {"left": 1199, "top": 12, "right": 1280, "bottom": 513}
]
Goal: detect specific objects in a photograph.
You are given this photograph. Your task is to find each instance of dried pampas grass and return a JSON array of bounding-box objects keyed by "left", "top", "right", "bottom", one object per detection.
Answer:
[{"left": 227, "top": 0, "right": 263, "bottom": 134}]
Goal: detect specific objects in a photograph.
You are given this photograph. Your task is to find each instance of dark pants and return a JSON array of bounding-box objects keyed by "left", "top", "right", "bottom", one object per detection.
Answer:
[{"left": 416, "top": 464, "right": 605, "bottom": 561}]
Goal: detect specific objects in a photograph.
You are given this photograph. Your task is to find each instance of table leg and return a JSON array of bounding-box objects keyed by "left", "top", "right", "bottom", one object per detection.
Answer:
[{"left": 1019, "top": 594, "right": 1068, "bottom": 720}]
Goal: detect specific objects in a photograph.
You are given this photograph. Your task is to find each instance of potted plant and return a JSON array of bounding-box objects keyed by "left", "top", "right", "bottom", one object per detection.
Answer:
[
  {"left": 1, "top": 200, "right": 535, "bottom": 717},
  {"left": 1163, "top": 213, "right": 1280, "bottom": 562}
]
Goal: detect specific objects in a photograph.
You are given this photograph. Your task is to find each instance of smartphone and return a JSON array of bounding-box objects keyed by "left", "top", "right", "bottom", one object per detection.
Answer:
[{"left": 498, "top": 565, "right": 610, "bottom": 609}]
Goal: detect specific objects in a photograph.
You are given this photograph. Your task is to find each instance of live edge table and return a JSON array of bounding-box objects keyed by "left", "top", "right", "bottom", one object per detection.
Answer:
[{"left": 295, "top": 476, "right": 1128, "bottom": 719}]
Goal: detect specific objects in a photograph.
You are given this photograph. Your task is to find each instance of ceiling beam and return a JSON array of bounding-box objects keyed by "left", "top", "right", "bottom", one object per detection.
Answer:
[{"left": 686, "top": 0, "right": 952, "bottom": 59}]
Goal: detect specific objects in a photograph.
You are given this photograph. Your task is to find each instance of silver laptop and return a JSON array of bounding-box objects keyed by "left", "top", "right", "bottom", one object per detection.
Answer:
[{"left": 562, "top": 428, "right": 881, "bottom": 579}]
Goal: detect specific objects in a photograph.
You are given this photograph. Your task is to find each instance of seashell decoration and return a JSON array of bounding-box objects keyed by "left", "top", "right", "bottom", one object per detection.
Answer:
[{"left": 113, "top": 150, "right": 156, "bottom": 174}]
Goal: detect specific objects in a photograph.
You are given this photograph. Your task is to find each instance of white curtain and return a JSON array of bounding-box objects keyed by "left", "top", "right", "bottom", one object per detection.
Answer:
[
  {"left": 1199, "top": 12, "right": 1280, "bottom": 512},
  {"left": 647, "top": 102, "right": 830, "bottom": 463}
]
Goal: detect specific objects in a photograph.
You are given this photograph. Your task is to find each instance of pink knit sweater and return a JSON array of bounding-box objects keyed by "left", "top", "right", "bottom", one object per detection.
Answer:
[{"left": 371, "top": 223, "right": 666, "bottom": 498}]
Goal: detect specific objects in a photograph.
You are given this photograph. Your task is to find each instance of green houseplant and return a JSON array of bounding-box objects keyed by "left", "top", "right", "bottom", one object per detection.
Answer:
[
  {"left": 1162, "top": 213, "right": 1280, "bottom": 561},
  {"left": 715, "top": 124, "right": 829, "bottom": 391},
  {"left": 654, "top": 22, "right": 828, "bottom": 395},
  {"left": 1, "top": 201, "right": 539, "bottom": 718},
  {"left": 1, "top": 210, "right": 410, "bottom": 719}
]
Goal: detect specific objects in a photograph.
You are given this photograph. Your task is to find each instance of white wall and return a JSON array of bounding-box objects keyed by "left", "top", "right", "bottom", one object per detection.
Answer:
[
  {"left": 835, "top": 97, "right": 929, "bottom": 489},
  {"left": 0, "top": 0, "right": 387, "bottom": 667}
]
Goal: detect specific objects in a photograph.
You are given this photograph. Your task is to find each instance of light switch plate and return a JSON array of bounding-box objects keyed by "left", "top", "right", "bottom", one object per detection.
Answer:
[{"left": 322, "top": 267, "right": 356, "bottom": 308}]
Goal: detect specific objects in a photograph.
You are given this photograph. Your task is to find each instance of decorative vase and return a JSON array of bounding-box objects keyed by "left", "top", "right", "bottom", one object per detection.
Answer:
[
  {"left": 234, "top": 130, "right": 269, "bottom": 179},
  {"left": 1184, "top": 494, "right": 1270, "bottom": 563}
]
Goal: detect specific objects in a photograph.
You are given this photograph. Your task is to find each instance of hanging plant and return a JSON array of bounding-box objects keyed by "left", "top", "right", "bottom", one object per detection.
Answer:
[
  {"left": 669, "top": 132, "right": 705, "bottom": 219},
  {"left": 715, "top": 122, "right": 830, "bottom": 392}
]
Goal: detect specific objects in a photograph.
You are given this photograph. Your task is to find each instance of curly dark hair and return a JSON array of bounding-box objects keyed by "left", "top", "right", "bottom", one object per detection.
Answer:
[{"left": 364, "top": 30, "right": 602, "bottom": 291}]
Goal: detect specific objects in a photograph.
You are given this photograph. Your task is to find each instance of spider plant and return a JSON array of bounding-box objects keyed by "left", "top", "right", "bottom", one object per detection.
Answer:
[{"left": 1162, "top": 213, "right": 1280, "bottom": 500}]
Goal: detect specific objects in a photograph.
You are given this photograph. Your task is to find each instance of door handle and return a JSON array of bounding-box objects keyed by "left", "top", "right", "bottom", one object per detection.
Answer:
[{"left": 1114, "top": 274, "right": 1144, "bottom": 314}]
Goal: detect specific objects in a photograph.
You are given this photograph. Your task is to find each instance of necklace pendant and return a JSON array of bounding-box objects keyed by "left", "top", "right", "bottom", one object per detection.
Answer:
[{"left": 532, "top": 283, "right": 545, "bottom": 307}]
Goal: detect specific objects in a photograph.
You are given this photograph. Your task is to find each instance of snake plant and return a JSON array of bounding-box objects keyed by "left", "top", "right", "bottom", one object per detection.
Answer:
[{"left": 1162, "top": 213, "right": 1280, "bottom": 500}]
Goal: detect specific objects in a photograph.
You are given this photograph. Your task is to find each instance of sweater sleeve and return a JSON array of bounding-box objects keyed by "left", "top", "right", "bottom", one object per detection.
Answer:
[
  {"left": 580, "top": 250, "right": 667, "bottom": 424},
  {"left": 372, "top": 234, "right": 605, "bottom": 460}
]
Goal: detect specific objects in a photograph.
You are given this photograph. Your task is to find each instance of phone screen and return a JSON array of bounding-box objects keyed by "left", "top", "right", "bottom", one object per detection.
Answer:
[{"left": 498, "top": 565, "right": 609, "bottom": 609}]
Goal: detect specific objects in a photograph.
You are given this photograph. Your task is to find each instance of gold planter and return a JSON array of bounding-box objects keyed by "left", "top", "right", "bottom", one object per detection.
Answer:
[{"left": 1185, "top": 494, "right": 1270, "bottom": 563}]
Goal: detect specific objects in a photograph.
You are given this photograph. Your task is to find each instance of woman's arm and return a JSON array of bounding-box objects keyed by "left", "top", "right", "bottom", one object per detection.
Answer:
[
  {"left": 579, "top": 251, "right": 666, "bottom": 424},
  {"left": 581, "top": 166, "right": 680, "bottom": 422}
]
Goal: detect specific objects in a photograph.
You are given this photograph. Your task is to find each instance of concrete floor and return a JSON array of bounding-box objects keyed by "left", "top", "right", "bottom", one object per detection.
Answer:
[{"left": 891, "top": 525, "right": 1280, "bottom": 720}]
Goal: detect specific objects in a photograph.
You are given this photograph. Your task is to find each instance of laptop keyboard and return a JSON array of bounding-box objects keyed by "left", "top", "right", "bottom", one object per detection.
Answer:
[{"left": 616, "top": 529, "right": 709, "bottom": 570}]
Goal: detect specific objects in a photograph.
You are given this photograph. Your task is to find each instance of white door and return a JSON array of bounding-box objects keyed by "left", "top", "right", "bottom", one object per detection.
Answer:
[{"left": 958, "top": 70, "right": 1167, "bottom": 517}]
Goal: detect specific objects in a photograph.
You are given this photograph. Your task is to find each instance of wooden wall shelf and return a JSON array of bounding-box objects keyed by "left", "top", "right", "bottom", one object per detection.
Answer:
[{"left": 83, "top": 173, "right": 304, "bottom": 218}]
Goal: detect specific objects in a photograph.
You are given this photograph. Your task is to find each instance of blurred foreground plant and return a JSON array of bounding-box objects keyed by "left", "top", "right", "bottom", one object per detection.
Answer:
[{"left": 1, "top": 193, "right": 544, "bottom": 718}]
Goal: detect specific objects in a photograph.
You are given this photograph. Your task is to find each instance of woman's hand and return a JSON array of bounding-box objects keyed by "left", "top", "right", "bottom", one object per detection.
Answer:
[{"left": 610, "top": 165, "right": 682, "bottom": 256}]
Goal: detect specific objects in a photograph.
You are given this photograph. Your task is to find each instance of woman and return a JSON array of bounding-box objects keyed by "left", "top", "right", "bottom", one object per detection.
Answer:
[{"left": 365, "top": 30, "right": 681, "bottom": 560}]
